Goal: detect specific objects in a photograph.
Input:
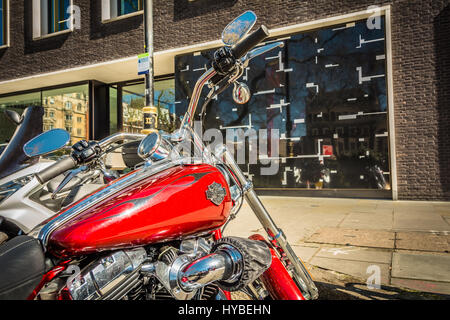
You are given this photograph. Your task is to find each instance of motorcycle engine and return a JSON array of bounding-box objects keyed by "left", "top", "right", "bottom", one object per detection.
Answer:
[{"left": 38, "top": 236, "right": 271, "bottom": 300}]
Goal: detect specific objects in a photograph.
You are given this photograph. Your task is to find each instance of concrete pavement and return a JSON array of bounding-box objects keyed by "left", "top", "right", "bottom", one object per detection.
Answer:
[{"left": 223, "top": 196, "right": 450, "bottom": 298}]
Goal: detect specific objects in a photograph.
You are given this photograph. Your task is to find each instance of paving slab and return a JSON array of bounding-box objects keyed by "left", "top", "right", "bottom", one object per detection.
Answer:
[
  {"left": 309, "top": 256, "right": 391, "bottom": 285},
  {"left": 349, "top": 202, "right": 378, "bottom": 213},
  {"left": 396, "top": 232, "right": 450, "bottom": 253},
  {"left": 291, "top": 244, "right": 321, "bottom": 263},
  {"left": 393, "top": 210, "right": 450, "bottom": 232},
  {"left": 305, "top": 227, "right": 395, "bottom": 249},
  {"left": 339, "top": 211, "right": 393, "bottom": 230},
  {"left": 315, "top": 246, "right": 392, "bottom": 264},
  {"left": 431, "top": 203, "right": 450, "bottom": 217},
  {"left": 391, "top": 252, "right": 450, "bottom": 283},
  {"left": 445, "top": 217, "right": 450, "bottom": 226},
  {"left": 391, "top": 277, "right": 450, "bottom": 295}
]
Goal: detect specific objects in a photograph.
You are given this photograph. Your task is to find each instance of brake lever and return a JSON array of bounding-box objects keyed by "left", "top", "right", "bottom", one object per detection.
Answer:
[
  {"left": 241, "top": 41, "right": 284, "bottom": 65},
  {"left": 51, "top": 165, "right": 89, "bottom": 199}
]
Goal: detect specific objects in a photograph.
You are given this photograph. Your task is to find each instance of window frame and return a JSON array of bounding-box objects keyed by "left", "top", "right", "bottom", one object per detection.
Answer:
[
  {"left": 32, "top": 0, "right": 74, "bottom": 40},
  {"left": 101, "top": 0, "right": 143, "bottom": 24},
  {"left": 0, "top": 0, "right": 10, "bottom": 49}
]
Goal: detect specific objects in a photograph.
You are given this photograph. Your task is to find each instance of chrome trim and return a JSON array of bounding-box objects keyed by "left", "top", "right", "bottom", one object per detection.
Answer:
[
  {"left": 178, "top": 245, "right": 243, "bottom": 292},
  {"left": 141, "top": 255, "right": 197, "bottom": 300},
  {"left": 98, "top": 132, "right": 146, "bottom": 151},
  {"left": 67, "top": 248, "right": 147, "bottom": 300},
  {"left": 140, "top": 244, "right": 243, "bottom": 300},
  {"left": 180, "top": 68, "right": 216, "bottom": 128},
  {"left": 138, "top": 133, "right": 176, "bottom": 162},
  {"left": 214, "top": 244, "right": 243, "bottom": 284},
  {"left": 30, "top": 159, "right": 181, "bottom": 247},
  {"left": 179, "top": 238, "right": 211, "bottom": 258},
  {"left": 229, "top": 185, "right": 242, "bottom": 203}
]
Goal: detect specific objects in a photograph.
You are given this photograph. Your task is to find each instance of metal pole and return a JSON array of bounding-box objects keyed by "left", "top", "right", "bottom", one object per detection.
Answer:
[{"left": 142, "top": 0, "right": 157, "bottom": 134}]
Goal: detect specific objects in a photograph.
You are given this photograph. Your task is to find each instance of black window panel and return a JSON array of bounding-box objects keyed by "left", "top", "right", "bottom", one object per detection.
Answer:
[{"left": 175, "top": 17, "right": 390, "bottom": 190}]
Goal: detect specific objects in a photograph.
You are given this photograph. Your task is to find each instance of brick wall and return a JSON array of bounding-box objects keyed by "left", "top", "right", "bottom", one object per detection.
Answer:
[
  {"left": 0, "top": 0, "right": 448, "bottom": 200},
  {"left": 0, "top": 0, "right": 145, "bottom": 81}
]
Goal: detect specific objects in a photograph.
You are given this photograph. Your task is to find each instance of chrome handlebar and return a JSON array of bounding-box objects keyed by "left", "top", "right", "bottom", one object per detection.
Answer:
[
  {"left": 98, "top": 132, "right": 147, "bottom": 151},
  {"left": 178, "top": 41, "right": 284, "bottom": 131}
]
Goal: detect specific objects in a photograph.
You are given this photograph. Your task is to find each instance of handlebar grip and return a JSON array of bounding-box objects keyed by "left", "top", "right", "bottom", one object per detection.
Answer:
[
  {"left": 231, "top": 25, "right": 270, "bottom": 60},
  {"left": 36, "top": 156, "right": 77, "bottom": 184}
]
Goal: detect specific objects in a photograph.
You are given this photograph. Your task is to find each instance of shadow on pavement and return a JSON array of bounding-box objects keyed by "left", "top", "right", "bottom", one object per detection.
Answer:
[{"left": 315, "top": 281, "right": 450, "bottom": 300}]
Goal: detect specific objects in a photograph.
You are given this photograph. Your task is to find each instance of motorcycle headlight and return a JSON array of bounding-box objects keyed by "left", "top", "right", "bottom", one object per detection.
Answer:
[{"left": 0, "top": 174, "right": 34, "bottom": 204}]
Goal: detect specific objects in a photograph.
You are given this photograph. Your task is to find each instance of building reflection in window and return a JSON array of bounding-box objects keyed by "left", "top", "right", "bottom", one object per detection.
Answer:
[
  {"left": 175, "top": 17, "right": 390, "bottom": 191},
  {"left": 122, "top": 82, "right": 144, "bottom": 134},
  {"left": 42, "top": 84, "right": 89, "bottom": 144},
  {"left": 120, "top": 79, "right": 176, "bottom": 134}
]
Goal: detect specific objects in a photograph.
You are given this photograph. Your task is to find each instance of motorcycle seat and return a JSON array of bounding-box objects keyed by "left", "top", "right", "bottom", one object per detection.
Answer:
[{"left": 0, "top": 236, "right": 46, "bottom": 300}]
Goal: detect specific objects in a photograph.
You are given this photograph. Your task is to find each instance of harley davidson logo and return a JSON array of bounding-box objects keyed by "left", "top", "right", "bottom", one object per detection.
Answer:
[{"left": 206, "top": 182, "right": 226, "bottom": 206}]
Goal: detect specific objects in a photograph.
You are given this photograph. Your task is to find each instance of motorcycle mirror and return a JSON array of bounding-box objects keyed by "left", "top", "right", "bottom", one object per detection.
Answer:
[
  {"left": 222, "top": 10, "right": 257, "bottom": 46},
  {"left": 138, "top": 132, "right": 171, "bottom": 162},
  {"left": 4, "top": 110, "right": 22, "bottom": 125},
  {"left": 23, "top": 128, "right": 71, "bottom": 157},
  {"left": 232, "top": 82, "right": 251, "bottom": 105}
]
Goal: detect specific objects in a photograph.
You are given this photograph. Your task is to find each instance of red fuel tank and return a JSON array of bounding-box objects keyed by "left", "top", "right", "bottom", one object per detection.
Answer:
[{"left": 47, "top": 164, "right": 232, "bottom": 257}]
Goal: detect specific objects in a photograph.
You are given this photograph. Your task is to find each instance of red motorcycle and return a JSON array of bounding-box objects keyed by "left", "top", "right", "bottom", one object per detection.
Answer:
[{"left": 0, "top": 11, "right": 318, "bottom": 301}]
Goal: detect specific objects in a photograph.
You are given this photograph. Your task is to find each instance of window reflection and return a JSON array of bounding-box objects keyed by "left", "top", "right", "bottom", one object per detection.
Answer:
[
  {"left": 42, "top": 85, "right": 89, "bottom": 144},
  {"left": 41, "top": 0, "right": 71, "bottom": 35},
  {"left": 119, "top": 79, "right": 176, "bottom": 134},
  {"left": 122, "top": 83, "right": 144, "bottom": 134}
]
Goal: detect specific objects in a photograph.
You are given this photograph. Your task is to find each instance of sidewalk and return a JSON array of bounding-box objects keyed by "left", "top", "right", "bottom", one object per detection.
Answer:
[{"left": 223, "top": 196, "right": 450, "bottom": 299}]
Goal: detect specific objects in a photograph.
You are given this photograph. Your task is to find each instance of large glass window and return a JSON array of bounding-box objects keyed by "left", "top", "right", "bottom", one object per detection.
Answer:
[
  {"left": 42, "top": 84, "right": 89, "bottom": 144},
  {"left": 175, "top": 17, "right": 390, "bottom": 191},
  {"left": 115, "top": 79, "right": 175, "bottom": 134},
  {"left": 0, "top": 93, "right": 41, "bottom": 143},
  {"left": 154, "top": 79, "right": 176, "bottom": 132},
  {"left": 0, "top": 0, "right": 7, "bottom": 46},
  {"left": 121, "top": 82, "right": 145, "bottom": 134}
]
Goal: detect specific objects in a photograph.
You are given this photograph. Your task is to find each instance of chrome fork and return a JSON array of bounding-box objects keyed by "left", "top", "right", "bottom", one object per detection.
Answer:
[{"left": 216, "top": 145, "right": 319, "bottom": 300}]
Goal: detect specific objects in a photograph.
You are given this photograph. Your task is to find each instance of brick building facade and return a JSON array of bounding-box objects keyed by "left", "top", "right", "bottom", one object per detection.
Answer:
[{"left": 0, "top": 0, "right": 449, "bottom": 201}]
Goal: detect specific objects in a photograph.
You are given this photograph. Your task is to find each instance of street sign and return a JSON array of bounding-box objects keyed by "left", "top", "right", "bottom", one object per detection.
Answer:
[{"left": 138, "top": 53, "right": 150, "bottom": 75}]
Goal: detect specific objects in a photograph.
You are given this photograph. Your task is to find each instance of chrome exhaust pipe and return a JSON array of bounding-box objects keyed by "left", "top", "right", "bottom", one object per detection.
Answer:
[
  {"left": 141, "top": 244, "right": 244, "bottom": 300},
  {"left": 141, "top": 237, "right": 272, "bottom": 300},
  {"left": 178, "top": 244, "right": 243, "bottom": 292}
]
